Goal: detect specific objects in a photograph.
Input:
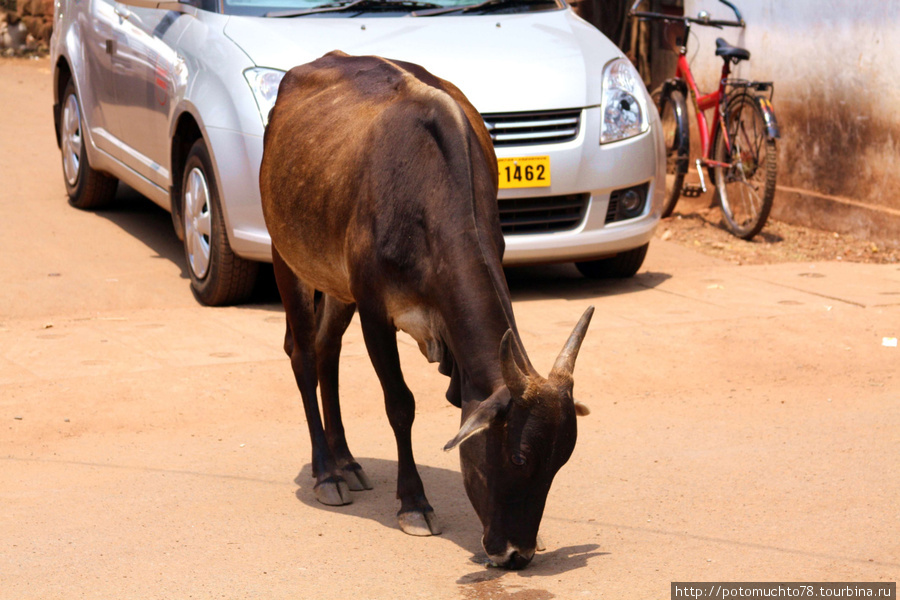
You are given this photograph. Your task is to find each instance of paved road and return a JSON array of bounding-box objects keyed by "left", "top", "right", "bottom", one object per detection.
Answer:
[{"left": 2, "top": 57, "right": 898, "bottom": 599}]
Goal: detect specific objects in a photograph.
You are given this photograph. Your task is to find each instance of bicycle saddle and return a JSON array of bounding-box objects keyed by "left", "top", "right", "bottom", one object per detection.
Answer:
[{"left": 715, "top": 38, "right": 751, "bottom": 62}]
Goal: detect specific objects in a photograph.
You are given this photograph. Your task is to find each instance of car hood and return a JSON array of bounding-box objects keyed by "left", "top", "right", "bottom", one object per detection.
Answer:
[{"left": 223, "top": 10, "right": 620, "bottom": 112}]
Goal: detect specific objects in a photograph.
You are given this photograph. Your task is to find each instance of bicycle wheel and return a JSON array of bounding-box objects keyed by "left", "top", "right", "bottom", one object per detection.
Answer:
[
  {"left": 713, "top": 94, "right": 776, "bottom": 240},
  {"left": 653, "top": 87, "right": 689, "bottom": 218}
]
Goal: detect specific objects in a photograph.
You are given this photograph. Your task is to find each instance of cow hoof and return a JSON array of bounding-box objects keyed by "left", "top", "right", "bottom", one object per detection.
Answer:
[
  {"left": 536, "top": 533, "right": 546, "bottom": 552},
  {"left": 342, "top": 464, "right": 373, "bottom": 491},
  {"left": 398, "top": 509, "right": 442, "bottom": 536},
  {"left": 314, "top": 478, "right": 353, "bottom": 506}
]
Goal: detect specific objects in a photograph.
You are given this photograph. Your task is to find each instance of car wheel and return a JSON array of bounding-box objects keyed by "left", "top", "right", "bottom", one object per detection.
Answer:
[
  {"left": 60, "top": 79, "right": 118, "bottom": 209},
  {"left": 575, "top": 243, "right": 649, "bottom": 279},
  {"left": 182, "top": 138, "right": 259, "bottom": 306}
]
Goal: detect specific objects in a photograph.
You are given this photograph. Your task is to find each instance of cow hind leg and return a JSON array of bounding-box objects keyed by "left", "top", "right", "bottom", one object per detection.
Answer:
[
  {"left": 358, "top": 305, "right": 442, "bottom": 536},
  {"left": 315, "top": 295, "right": 372, "bottom": 491},
  {"left": 272, "top": 247, "right": 352, "bottom": 506}
]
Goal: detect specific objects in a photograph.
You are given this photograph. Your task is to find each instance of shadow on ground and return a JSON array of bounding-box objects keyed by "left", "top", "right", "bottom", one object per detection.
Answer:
[
  {"left": 671, "top": 208, "right": 786, "bottom": 244},
  {"left": 293, "top": 458, "right": 607, "bottom": 582},
  {"left": 505, "top": 263, "right": 671, "bottom": 302},
  {"left": 93, "top": 183, "right": 669, "bottom": 308},
  {"left": 92, "top": 183, "right": 189, "bottom": 279},
  {"left": 92, "top": 183, "right": 281, "bottom": 304},
  {"left": 293, "top": 458, "right": 479, "bottom": 551}
]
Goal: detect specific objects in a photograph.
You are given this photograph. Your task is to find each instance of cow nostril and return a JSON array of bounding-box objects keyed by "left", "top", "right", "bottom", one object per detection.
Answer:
[
  {"left": 505, "top": 550, "right": 533, "bottom": 570},
  {"left": 484, "top": 539, "right": 535, "bottom": 570}
]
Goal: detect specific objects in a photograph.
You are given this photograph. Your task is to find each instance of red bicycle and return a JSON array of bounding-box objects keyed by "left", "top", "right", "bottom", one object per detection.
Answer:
[{"left": 629, "top": 0, "right": 779, "bottom": 239}]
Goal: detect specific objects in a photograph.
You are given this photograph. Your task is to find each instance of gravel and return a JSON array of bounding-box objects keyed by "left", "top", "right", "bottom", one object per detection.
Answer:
[{"left": 656, "top": 205, "right": 900, "bottom": 266}]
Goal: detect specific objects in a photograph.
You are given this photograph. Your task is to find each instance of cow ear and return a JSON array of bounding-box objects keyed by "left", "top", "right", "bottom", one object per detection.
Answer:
[
  {"left": 443, "top": 389, "right": 511, "bottom": 451},
  {"left": 574, "top": 400, "right": 590, "bottom": 416}
]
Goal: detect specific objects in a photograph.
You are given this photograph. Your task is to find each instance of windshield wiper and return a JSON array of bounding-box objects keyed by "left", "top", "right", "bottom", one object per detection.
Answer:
[
  {"left": 411, "top": 0, "right": 555, "bottom": 17},
  {"left": 267, "top": 0, "right": 442, "bottom": 17}
]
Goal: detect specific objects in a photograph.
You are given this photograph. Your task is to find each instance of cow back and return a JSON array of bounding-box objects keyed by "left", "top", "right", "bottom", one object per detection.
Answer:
[{"left": 260, "top": 51, "right": 500, "bottom": 306}]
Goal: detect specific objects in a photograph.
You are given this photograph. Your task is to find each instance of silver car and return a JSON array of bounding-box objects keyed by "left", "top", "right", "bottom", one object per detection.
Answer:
[{"left": 51, "top": 0, "right": 664, "bottom": 305}]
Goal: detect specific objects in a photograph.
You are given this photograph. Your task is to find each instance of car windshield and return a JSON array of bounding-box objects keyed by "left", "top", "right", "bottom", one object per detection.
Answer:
[{"left": 222, "top": 0, "right": 564, "bottom": 17}]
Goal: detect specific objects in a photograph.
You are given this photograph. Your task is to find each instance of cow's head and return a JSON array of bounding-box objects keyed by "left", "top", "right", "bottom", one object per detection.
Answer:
[{"left": 444, "top": 306, "right": 593, "bottom": 569}]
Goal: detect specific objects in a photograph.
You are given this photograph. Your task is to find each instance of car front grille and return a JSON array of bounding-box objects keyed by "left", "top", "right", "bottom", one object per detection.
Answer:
[
  {"left": 482, "top": 109, "right": 581, "bottom": 147},
  {"left": 498, "top": 193, "right": 589, "bottom": 235}
]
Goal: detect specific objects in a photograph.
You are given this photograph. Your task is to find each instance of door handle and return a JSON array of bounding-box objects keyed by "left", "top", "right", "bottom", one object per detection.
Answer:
[{"left": 113, "top": 4, "right": 130, "bottom": 19}]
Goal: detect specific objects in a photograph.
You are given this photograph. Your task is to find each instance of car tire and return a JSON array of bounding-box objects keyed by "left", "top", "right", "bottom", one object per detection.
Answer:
[
  {"left": 60, "top": 79, "right": 118, "bottom": 209},
  {"left": 575, "top": 243, "right": 649, "bottom": 279},
  {"left": 181, "top": 138, "right": 259, "bottom": 306}
]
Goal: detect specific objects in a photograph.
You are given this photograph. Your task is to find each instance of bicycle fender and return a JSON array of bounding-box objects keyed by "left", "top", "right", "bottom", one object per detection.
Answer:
[
  {"left": 755, "top": 96, "right": 780, "bottom": 139},
  {"left": 656, "top": 79, "right": 690, "bottom": 157},
  {"left": 669, "top": 89, "right": 690, "bottom": 162},
  {"left": 661, "top": 77, "right": 689, "bottom": 101}
]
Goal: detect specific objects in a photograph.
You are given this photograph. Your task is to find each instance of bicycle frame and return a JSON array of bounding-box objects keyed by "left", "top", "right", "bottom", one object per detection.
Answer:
[
  {"left": 676, "top": 52, "right": 731, "bottom": 167},
  {"left": 630, "top": 0, "right": 749, "bottom": 172}
]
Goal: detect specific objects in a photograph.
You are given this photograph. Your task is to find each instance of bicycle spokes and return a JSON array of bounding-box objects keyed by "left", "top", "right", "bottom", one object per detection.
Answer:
[{"left": 714, "top": 94, "right": 776, "bottom": 240}]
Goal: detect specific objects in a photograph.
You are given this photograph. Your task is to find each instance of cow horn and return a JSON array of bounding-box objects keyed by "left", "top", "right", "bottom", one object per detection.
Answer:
[
  {"left": 551, "top": 306, "right": 595, "bottom": 377},
  {"left": 499, "top": 329, "right": 529, "bottom": 398},
  {"left": 511, "top": 327, "right": 540, "bottom": 379}
]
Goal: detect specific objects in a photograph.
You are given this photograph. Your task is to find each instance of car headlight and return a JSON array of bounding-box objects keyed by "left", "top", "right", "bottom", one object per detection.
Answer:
[
  {"left": 244, "top": 67, "right": 286, "bottom": 127},
  {"left": 600, "top": 58, "right": 650, "bottom": 144}
]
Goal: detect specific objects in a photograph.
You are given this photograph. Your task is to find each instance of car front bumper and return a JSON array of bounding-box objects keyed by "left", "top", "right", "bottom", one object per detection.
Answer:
[
  {"left": 496, "top": 105, "right": 665, "bottom": 265},
  {"left": 213, "top": 105, "right": 664, "bottom": 266}
]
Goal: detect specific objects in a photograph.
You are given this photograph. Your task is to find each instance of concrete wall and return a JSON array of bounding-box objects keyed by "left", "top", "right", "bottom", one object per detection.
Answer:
[{"left": 683, "top": 0, "right": 900, "bottom": 236}]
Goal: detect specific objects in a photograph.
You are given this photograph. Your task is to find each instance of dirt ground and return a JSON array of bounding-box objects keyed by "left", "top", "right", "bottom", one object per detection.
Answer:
[
  {"left": 655, "top": 198, "right": 900, "bottom": 267},
  {"left": 1, "top": 57, "right": 898, "bottom": 600}
]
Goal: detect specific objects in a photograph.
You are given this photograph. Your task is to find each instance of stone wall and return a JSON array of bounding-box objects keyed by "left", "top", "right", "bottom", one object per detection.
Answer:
[{"left": 1, "top": 0, "right": 53, "bottom": 55}]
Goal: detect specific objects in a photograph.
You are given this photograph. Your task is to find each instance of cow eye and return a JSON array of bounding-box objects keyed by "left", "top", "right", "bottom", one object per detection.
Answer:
[{"left": 511, "top": 452, "right": 527, "bottom": 466}]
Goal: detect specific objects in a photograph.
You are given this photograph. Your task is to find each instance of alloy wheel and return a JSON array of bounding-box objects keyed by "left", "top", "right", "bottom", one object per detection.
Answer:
[
  {"left": 61, "top": 93, "right": 82, "bottom": 187},
  {"left": 183, "top": 167, "right": 212, "bottom": 279}
]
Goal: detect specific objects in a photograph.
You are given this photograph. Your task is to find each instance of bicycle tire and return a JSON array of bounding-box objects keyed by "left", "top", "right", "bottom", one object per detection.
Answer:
[
  {"left": 652, "top": 86, "right": 690, "bottom": 218},
  {"left": 713, "top": 94, "right": 776, "bottom": 240}
]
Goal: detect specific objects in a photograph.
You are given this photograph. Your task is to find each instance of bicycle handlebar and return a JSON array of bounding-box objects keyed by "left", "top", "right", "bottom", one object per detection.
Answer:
[
  {"left": 628, "top": 0, "right": 745, "bottom": 28},
  {"left": 718, "top": 0, "right": 743, "bottom": 24}
]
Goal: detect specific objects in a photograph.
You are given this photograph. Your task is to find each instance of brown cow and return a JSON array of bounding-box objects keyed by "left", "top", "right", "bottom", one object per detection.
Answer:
[{"left": 259, "top": 51, "right": 592, "bottom": 569}]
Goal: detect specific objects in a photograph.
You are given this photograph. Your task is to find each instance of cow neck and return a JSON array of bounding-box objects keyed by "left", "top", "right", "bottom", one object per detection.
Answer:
[
  {"left": 428, "top": 95, "right": 531, "bottom": 411},
  {"left": 435, "top": 249, "right": 527, "bottom": 413},
  {"left": 460, "top": 154, "right": 532, "bottom": 408}
]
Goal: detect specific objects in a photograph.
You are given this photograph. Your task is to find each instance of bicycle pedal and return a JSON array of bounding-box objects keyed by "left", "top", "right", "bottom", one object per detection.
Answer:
[{"left": 682, "top": 184, "right": 704, "bottom": 197}]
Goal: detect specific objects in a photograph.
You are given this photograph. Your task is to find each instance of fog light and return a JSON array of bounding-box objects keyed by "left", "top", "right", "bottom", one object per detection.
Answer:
[
  {"left": 606, "top": 184, "right": 649, "bottom": 224},
  {"left": 621, "top": 189, "right": 642, "bottom": 215}
]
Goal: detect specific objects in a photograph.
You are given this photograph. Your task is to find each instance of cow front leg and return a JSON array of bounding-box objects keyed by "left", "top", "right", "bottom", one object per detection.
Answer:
[
  {"left": 358, "top": 307, "right": 442, "bottom": 536},
  {"left": 315, "top": 294, "right": 372, "bottom": 492},
  {"left": 273, "top": 247, "right": 352, "bottom": 506}
]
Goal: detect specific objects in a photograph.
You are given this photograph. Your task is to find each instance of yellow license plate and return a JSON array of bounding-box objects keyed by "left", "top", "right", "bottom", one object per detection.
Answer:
[{"left": 498, "top": 156, "right": 551, "bottom": 189}]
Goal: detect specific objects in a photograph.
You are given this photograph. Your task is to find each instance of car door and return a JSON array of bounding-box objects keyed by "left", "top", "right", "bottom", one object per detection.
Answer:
[
  {"left": 80, "top": 0, "right": 122, "bottom": 154},
  {"left": 106, "top": 4, "right": 188, "bottom": 191}
]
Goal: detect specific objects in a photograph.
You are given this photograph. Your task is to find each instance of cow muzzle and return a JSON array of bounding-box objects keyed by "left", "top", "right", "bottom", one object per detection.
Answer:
[{"left": 486, "top": 543, "right": 535, "bottom": 570}]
